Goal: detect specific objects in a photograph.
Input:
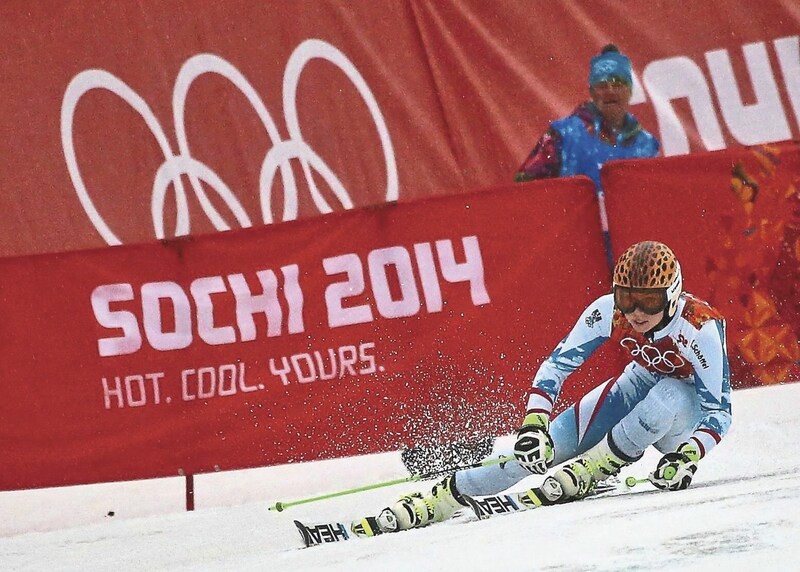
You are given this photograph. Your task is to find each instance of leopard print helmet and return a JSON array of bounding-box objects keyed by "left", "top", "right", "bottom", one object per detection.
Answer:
[{"left": 613, "top": 241, "right": 683, "bottom": 316}]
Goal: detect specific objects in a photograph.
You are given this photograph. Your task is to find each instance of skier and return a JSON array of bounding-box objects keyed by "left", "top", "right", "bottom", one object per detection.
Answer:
[{"left": 382, "top": 241, "right": 731, "bottom": 532}]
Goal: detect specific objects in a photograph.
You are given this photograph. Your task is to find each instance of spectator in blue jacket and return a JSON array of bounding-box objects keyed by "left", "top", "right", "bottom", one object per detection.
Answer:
[{"left": 514, "top": 44, "right": 659, "bottom": 187}]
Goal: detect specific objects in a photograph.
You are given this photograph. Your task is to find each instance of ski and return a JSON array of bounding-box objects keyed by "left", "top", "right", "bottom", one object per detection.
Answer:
[
  {"left": 294, "top": 520, "right": 350, "bottom": 546},
  {"left": 293, "top": 478, "right": 623, "bottom": 547},
  {"left": 463, "top": 478, "right": 617, "bottom": 520},
  {"left": 294, "top": 507, "right": 398, "bottom": 547}
]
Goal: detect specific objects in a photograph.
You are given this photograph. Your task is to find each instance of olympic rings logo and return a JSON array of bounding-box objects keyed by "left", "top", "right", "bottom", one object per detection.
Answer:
[
  {"left": 60, "top": 39, "right": 398, "bottom": 245},
  {"left": 620, "top": 337, "right": 687, "bottom": 374}
]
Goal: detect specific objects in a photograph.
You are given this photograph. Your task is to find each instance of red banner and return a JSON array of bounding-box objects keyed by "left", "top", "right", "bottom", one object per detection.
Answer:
[
  {"left": 603, "top": 142, "right": 800, "bottom": 386},
  {"left": 1, "top": 1, "right": 798, "bottom": 256},
  {"left": 0, "top": 178, "right": 613, "bottom": 490}
]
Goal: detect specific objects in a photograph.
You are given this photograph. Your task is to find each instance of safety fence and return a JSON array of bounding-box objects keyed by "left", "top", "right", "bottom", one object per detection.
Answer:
[{"left": 2, "top": 143, "right": 798, "bottom": 491}]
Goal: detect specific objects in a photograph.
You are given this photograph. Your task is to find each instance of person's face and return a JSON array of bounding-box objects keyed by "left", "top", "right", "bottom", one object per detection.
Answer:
[
  {"left": 590, "top": 78, "right": 632, "bottom": 126},
  {"left": 623, "top": 307, "right": 664, "bottom": 334}
]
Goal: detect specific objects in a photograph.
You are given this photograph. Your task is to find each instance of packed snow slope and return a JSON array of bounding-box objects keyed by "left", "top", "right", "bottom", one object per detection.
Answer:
[{"left": 1, "top": 383, "right": 798, "bottom": 571}]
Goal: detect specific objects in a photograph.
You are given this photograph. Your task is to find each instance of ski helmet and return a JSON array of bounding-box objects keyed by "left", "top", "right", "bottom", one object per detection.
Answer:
[{"left": 613, "top": 241, "right": 683, "bottom": 317}]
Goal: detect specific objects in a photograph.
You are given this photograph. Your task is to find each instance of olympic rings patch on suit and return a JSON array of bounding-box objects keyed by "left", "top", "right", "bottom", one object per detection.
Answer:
[{"left": 620, "top": 337, "right": 687, "bottom": 374}]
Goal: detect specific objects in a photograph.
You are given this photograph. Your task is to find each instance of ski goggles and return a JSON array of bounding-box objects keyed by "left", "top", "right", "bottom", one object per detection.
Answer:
[{"left": 613, "top": 286, "right": 668, "bottom": 315}]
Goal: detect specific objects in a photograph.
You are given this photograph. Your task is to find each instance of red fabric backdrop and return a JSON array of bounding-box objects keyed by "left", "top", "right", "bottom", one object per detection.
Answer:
[{"left": 1, "top": 1, "right": 798, "bottom": 255}]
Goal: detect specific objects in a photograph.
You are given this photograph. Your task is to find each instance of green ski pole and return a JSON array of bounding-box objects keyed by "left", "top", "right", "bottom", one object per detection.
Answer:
[
  {"left": 624, "top": 475, "right": 653, "bottom": 488},
  {"left": 269, "top": 454, "right": 515, "bottom": 512}
]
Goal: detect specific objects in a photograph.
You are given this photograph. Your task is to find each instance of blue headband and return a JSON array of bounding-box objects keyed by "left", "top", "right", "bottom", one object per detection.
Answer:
[{"left": 589, "top": 51, "right": 632, "bottom": 87}]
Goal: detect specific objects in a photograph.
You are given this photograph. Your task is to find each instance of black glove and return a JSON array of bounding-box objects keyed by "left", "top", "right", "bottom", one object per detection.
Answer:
[
  {"left": 651, "top": 442, "right": 700, "bottom": 491},
  {"left": 513, "top": 413, "right": 554, "bottom": 474}
]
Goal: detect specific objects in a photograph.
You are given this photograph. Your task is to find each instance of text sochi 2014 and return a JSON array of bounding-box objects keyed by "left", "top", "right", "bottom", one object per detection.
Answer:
[{"left": 90, "top": 236, "right": 491, "bottom": 357}]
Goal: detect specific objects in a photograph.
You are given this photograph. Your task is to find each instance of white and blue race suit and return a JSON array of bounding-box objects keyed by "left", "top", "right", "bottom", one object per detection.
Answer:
[{"left": 457, "top": 292, "right": 731, "bottom": 496}]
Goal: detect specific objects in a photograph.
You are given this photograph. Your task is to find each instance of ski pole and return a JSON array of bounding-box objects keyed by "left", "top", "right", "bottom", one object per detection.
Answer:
[
  {"left": 626, "top": 462, "right": 686, "bottom": 488},
  {"left": 269, "top": 454, "right": 515, "bottom": 512},
  {"left": 624, "top": 475, "right": 652, "bottom": 488},
  {"left": 595, "top": 188, "right": 615, "bottom": 278}
]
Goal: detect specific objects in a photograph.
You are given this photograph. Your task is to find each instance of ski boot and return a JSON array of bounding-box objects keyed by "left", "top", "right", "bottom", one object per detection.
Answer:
[
  {"left": 389, "top": 475, "right": 469, "bottom": 531},
  {"left": 552, "top": 434, "right": 639, "bottom": 501}
]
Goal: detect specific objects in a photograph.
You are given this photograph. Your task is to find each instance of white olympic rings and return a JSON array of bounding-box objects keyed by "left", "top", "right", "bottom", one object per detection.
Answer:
[
  {"left": 620, "top": 337, "right": 687, "bottom": 374},
  {"left": 60, "top": 39, "right": 398, "bottom": 245}
]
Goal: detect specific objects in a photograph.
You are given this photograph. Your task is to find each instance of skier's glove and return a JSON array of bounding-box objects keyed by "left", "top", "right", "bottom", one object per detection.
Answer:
[
  {"left": 651, "top": 442, "right": 700, "bottom": 491},
  {"left": 514, "top": 413, "right": 554, "bottom": 474}
]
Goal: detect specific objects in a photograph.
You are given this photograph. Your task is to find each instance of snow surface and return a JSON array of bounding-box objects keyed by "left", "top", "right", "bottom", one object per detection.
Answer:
[{"left": 2, "top": 383, "right": 799, "bottom": 571}]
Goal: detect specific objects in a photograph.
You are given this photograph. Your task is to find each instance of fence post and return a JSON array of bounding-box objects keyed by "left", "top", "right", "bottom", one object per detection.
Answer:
[{"left": 185, "top": 473, "right": 195, "bottom": 511}]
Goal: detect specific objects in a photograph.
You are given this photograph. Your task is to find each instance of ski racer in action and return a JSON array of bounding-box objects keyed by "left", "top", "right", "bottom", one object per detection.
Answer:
[{"left": 380, "top": 241, "right": 732, "bottom": 532}]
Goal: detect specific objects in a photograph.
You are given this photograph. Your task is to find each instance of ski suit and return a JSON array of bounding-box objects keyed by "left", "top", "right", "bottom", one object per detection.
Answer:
[{"left": 457, "top": 292, "right": 731, "bottom": 496}]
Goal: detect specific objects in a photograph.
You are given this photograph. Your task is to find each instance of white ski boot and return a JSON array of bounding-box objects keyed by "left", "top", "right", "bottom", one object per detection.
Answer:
[
  {"left": 553, "top": 435, "right": 638, "bottom": 500},
  {"left": 390, "top": 475, "right": 468, "bottom": 530}
]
